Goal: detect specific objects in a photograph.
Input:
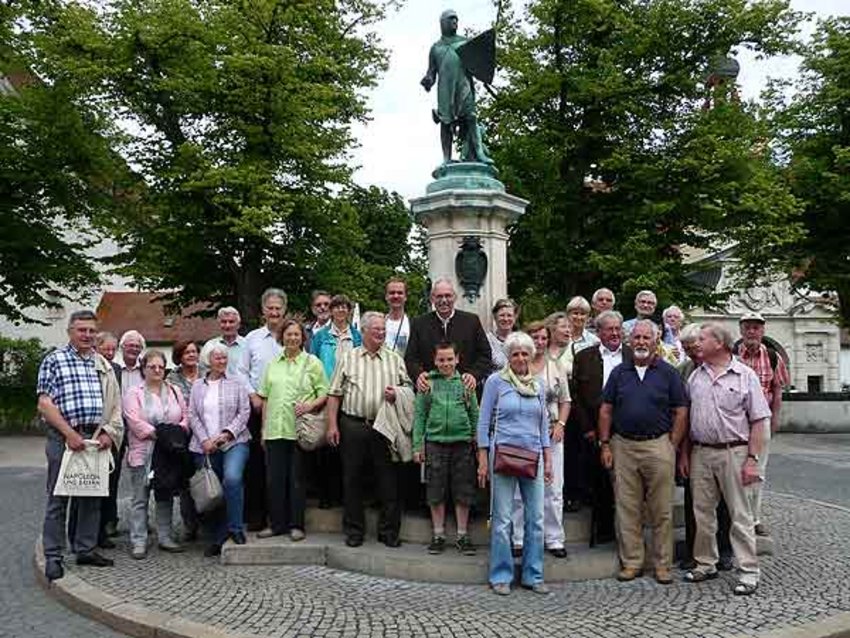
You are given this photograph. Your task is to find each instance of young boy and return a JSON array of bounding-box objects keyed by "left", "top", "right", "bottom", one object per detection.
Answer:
[{"left": 412, "top": 341, "right": 480, "bottom": 555}]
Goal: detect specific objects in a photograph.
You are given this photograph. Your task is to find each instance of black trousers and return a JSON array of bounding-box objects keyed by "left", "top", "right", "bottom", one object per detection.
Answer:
[
  {"left": 564, "top": 420, "right": 596, "bottom": 504},
  {"left": 340, "top": 414, "right": 400, "bottom": 541},
  {"left": 683, "top": 478, "right": 733, "bottom": 562},
  {"left": 266, "top": 439, "right": 306, "bottom": 533},
  {"left": 243, "top": 408, "right": 268, "bottom": 529}
]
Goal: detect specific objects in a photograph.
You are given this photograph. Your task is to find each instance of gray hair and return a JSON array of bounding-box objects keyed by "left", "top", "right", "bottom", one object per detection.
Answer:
[
  {"left": 566, "top": 296, "right": 591, "bottom": 314},
  {"left": 261, "top": 287, "right": 288, "bottom": 309},
  {"left": 430, "top": 277, "right": 456, "bottom": 295},
  {"left": 544, "top": 311, "right": 568, "bottom": 334},
  {"left": 680, "top": 323, "right": 701, "bottom": 344},
  {"left": 591, "top": 288, "right": 615, "bottom": 306},
  {"left": 635, "top": 290, "right": 657, "bottom": 303},
  {"left": 95, "top": 331, "right": 117, "bottom": 346},
  {"left": 119, "top": 329, "right": 146, "bottom": 350},
  {"left": 596, "top": 310, "right": 624, "bottom": 329},
  {"left": 360, "top": 311, "right": 385, "bottom": 332},
  {"left": 504, "top": 331, "right": 535, "bottom": 357},
  {"left": 217, "top": 306, "right": 240, "bottom": 321},
  {"left": 700, "top": 321, "right": 735, "bottom": 352},
  {"left": 203, "top": 341, "right": 230, "bottom": 367},
  {"left": 67, "top": 309, "right": 97, "bottom": 328},
  {"left": 662, "top": 305, "right": 683, "bottom": 321},
  {"left": 630, "top": 318, "right": 659, "bottom": 341}
]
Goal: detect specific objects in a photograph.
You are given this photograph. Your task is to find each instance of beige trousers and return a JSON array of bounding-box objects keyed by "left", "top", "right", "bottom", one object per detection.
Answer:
[
  {"left": 690, "top": 445, "right": 759, "bottom": 586},
  {"left": 611, "top": 434, "right": 675, "bottom": 571}
]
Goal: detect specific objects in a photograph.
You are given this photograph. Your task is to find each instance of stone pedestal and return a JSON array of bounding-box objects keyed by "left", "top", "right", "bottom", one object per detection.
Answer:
[{"left": 410, "top": 163, "right": 528, "bottom": 325}]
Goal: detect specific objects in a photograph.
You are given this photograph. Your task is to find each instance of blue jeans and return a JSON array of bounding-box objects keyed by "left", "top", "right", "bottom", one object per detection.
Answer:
[
  {"left": 193, "top": 443, "right": 249, "bottom": 544},
  {"left": 489, "top": 462, "right": 545, "bottom": 586}
]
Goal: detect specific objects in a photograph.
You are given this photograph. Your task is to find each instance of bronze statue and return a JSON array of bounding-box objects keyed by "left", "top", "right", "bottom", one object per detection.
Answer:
[{"left": 421, "top": 10, "right": 495, "bottom": 165}]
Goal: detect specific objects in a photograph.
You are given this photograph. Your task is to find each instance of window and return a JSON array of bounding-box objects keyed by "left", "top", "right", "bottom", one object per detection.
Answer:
[{"left": 807, "top": 375, "right": 823, "bottom": 394}]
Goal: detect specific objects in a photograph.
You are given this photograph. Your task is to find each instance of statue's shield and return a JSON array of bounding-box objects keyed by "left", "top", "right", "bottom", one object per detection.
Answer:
[{"left": 457, "top": 28, "right": 496, "bottom": 85}]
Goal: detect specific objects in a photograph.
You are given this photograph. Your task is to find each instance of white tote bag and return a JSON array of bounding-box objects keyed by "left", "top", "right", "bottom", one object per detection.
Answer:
[
  {"left": 53, "top": 436, "right": 114, "bottom": 498},
  {"left": 189, "top": 455, "right": 224, "bottom": 514}
]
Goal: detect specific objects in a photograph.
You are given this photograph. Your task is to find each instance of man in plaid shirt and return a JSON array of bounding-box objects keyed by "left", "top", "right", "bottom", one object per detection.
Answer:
[
  {"left": 737, "top": 311, "right": 790, "bottom": 537},
  {"left": 38, "top": 310, "right": 119, "bottom": 581}
]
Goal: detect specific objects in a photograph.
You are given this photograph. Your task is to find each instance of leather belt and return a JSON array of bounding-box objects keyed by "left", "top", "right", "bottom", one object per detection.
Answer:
[
  {"left": 693, "top": 440, "right": 748, "bottom": 449},
  {"left": 616, "top": 432, "right": 667, "bottom": 442},
  {"left": 341, "top": 412, "right": 374, "bottom": 427}
]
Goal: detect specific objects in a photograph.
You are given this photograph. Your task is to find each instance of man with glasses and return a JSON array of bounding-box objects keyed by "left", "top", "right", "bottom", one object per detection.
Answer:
[{"left": 305, "top": 290, "right": 332, "bottom": 354}]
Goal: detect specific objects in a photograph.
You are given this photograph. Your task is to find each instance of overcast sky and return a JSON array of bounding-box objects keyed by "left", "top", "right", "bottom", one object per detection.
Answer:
[{"left": 350, "top": 0, "right": 850, "bottom": 202}]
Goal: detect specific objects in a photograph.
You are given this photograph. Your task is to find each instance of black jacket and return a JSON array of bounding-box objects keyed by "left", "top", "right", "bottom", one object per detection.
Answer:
[
  {"left": 152, "top": 423, "right": 193, "bottom": 500},
  {"left": 404, "top": 310, "right": 492, "bottom": 384}
]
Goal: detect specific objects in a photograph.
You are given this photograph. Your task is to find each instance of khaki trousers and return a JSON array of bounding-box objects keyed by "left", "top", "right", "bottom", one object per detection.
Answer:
[
  {"left": 611, "top": 434, "right": 675, "bottom": 570},
  {"left": 690, "top": 445, "right": 759, "bottom": 586}
]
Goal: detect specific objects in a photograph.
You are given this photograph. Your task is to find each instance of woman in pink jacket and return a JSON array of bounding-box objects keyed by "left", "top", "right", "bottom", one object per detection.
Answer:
[{"left": 123, "top": 349, "right": 189, "bottom": 559}]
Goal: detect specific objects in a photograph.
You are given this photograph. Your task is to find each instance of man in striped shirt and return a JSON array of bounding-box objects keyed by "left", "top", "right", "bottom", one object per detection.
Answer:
[{"left": 326, "top": 311, "right": 412, "bottom": 548}]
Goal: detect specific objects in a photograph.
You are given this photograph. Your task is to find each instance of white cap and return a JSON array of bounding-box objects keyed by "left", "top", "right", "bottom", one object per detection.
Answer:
[{"left": 739, "top": 311, "right": 765, "bottom": 324}]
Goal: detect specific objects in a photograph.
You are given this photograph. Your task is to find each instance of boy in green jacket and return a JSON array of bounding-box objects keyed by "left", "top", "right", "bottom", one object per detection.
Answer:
[{"left": 413, "top": 341, "right": 480, "bottom": 555}]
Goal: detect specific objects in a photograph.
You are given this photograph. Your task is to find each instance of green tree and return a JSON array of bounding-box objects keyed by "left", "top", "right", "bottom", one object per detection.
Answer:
[
  {"left": 21, "top": 0, "right": 404, "bottom": 327},
  {"left": 485, "top": 0, "right": 803, "bottom": 314},
  {"left": 771, "top": 17, "right": 850, "bottom": 326}
]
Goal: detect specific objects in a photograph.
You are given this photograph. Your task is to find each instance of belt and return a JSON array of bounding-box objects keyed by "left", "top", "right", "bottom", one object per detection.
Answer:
[
  {"left": 693, "top": 440, "right": 748, "bottom": 449},
  {"left": 616, "top": 432, "right": 667, "bottom": 442},
  {"left": 341, "top": 412, "right": 375, "bottom": 426}
]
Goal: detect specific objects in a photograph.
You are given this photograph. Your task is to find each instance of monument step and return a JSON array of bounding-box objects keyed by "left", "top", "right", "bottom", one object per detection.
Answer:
[{"left": 221, "top": 532, "right": 620, "bottom": 584}]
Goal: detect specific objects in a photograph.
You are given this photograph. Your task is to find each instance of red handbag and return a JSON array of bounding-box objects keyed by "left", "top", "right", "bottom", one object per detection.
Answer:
[{"left": 493, "top": 444, "right": 539, "bottom": 479}]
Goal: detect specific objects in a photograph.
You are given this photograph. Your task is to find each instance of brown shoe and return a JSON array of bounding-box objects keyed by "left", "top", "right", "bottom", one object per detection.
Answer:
[
  {"left": 617, "top": 567, "right": 642, "bottom": 582},
  {"left": 655, "top": 567, "right": 673, "bottom": 585}
]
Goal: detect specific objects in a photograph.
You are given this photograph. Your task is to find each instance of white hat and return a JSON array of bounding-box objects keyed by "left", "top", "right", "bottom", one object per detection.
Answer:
[{"left": 739, "top": 311, "right": 765, "bottom": 324}]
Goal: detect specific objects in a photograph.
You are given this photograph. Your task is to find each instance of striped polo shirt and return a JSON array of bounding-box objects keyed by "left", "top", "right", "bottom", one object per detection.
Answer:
[{"left": 328, "top": 346, "right": 411, "bottom": 420}]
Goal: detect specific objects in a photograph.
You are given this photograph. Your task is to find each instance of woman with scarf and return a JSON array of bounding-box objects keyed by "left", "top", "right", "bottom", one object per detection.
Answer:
[
  {"left": 311, "top": 294, "right": 363, "bottom": 379},
  {"left": 477, "top": 332, "right": 553, "bottom": 596},
  {"left": 123, "top": 350, "right": 189, "bottom": 559}
]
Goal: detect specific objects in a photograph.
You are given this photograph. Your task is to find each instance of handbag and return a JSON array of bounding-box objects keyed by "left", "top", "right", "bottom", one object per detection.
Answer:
[
  {"left": 53, "top": 426, "right": 115, "bottom": 497},
  {"left": 294, "top": 356, "right": 328, "bottom": 451},
  {"left": 189, "top": 455, "right": 223, "bottom": 513},
  {"left": 490, "top": 391, "right": 540, "bottom": 480}
]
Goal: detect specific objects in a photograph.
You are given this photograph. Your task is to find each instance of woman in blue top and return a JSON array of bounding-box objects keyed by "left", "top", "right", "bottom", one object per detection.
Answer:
[
  {"left": 310, "top": 294, "right": 363, "bottom": 378},
  {"left": 477, "top": 331, "right": 553, "bottom": 596}
]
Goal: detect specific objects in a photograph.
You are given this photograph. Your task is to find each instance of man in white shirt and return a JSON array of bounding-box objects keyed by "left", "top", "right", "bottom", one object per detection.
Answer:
[
  {"left": 623, "top": 290, "right": 658, "bottom": 337},
  {"left": 238, "top": 288, "right": 286, "bottom": 530},
  {"left": 384, "top": 278, "right": 410, "bottom": 356},
  {"left": 117, "top": 330, "right": 145, "bottom": 398},
  {"left": 201, "top": 307, "right": 246, "bottom": 377}
]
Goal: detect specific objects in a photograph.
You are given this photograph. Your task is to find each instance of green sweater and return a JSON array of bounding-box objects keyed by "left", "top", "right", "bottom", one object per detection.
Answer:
[{"left": 412, "top": 371, "right": 479, "bottom": 452}]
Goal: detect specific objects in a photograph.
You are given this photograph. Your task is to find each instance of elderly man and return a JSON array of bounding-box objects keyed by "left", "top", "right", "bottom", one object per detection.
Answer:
[
  {"left": 405, "top": 277, "right": 492, "bottom": 393},
  {"left": 677, "top": 325, "right": 734, "bottom": 572},
  {"left": 588, "top": 288, "right": 616, "bottom": 335},
  {"left": 684, "top": 322, "right": 770, "bottom": 596},
  {"left": 734, "top": 311, "right": 789, "bottom": 537},
  {"left": 326, "top": 312, "right": 412, "bottom": 548},
  {"left": 38, "top": 310, "right": 123, "bottom": 581},
  {"left": 238, "top": 287, "right": 286, "bottom": 530},
  {"left": 304, "top": 290, "right": 332, "bottom": 353},
  {"left": 384, "top": 278, "right": 411, "bottom": 356},
  {"left": 201, "top": 307, "right": 246, "bottom": 377},
  {"left": 598, "top": 320, "right": 688, "bottom": 584},
  {"left": 569, "top": 310, "right": 632, "bottom": 539},
  {"left": 622, "top": 290, "right": 658, "bottom": 337},
  {"left": 117, "top": 330, "right": 145, "bottom": 395}
]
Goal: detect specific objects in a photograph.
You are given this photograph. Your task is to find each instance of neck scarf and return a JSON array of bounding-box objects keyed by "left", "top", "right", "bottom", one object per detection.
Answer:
[{"left": 499, "top": 365, "right": 539, "bottom": 397}]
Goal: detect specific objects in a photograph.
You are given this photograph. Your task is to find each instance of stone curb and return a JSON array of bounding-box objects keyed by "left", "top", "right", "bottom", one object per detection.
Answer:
[
  {"left": 34, "top": 539, "right": 255, "bottom": 638},
  {"left": 33, "top": 537, "right": 850, "bottom": 638}
]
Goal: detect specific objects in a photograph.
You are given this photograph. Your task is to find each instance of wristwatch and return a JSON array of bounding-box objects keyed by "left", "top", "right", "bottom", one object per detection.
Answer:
[{"left": 747, "top": 453, "right": 759, "bottom": 462}]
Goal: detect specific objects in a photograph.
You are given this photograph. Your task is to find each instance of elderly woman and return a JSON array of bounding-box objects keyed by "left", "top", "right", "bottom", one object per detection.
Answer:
[
  {"left": 123, "top": 350, "right": 189, "bottom": 559},
  {"left": 311, "top": 294, "right": 362, "bottom": 379},
  {"left": 566, "top": 296, "right": 600, "bottom": 355},
  {"left": 477, "top": 332, "right": 553, "bottom": 596},
  {"left": 486, "top": 298, "right": 518, "bottom": 371},
  {"left": 511, "top": 321, "right": 571, "bottom": 558},
  {"left": 257, "top": 318, "right": 329, "bottom": 541},
  {"left": 662, "top": 305, "right": 686, "bottom": 364},
  {"left": 188, "top": 342, "right": 251, "bottom": 557},
  {"left": 167, "top": 340, "right": 201, "bottom": 399}
]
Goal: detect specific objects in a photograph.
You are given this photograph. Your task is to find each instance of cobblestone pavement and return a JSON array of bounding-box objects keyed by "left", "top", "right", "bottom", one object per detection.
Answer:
[{"left": 7, "top": 433, "right": 850, "bottom": 638}]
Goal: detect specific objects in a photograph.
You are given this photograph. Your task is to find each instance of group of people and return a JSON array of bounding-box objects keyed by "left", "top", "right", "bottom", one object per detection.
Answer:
[{"left": 37, "top": 279, "right": 788, "bottom": 599}]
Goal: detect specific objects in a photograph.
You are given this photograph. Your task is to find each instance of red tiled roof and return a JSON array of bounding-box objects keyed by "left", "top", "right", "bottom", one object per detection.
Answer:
[{"left": 96, "top": 292, "right": 219, "bottom": 344}]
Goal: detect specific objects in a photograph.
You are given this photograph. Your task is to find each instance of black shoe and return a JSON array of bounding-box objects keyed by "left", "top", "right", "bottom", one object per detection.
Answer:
[
  {"left": 427, "top": 535, "right": 446, "bottom": 554},
  {"left": 44, "top": 559, "right": 64, "bottom": 582},
  {"left": 76, "top": 552, "right": 114, "bottom": 567},
  {"left": 345, "top": 536, "right": 363, "bottom": 548},
  {"left": 455, "top": 535, "right": 476, "bottom": 556},
  {"left": 718, "top": 555, "right": 734, "bottom": 571},
  {"left": 204, "top": 544, "right": 222, "bottom": 557},
  {"left": 230, "top": 531, "right": 247, "bottom": 545},
  {"left": 381, "top": 536, "right": 401, "bottom": 548},
  {"left": 98, "top": 538, "right": 116, "bottom": 550},
  {"left": 548, "top": 547, "right": 568, "bottom": 559},
  {"left": 565, "top": 500, "right": 581, "bottom": 513}
]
